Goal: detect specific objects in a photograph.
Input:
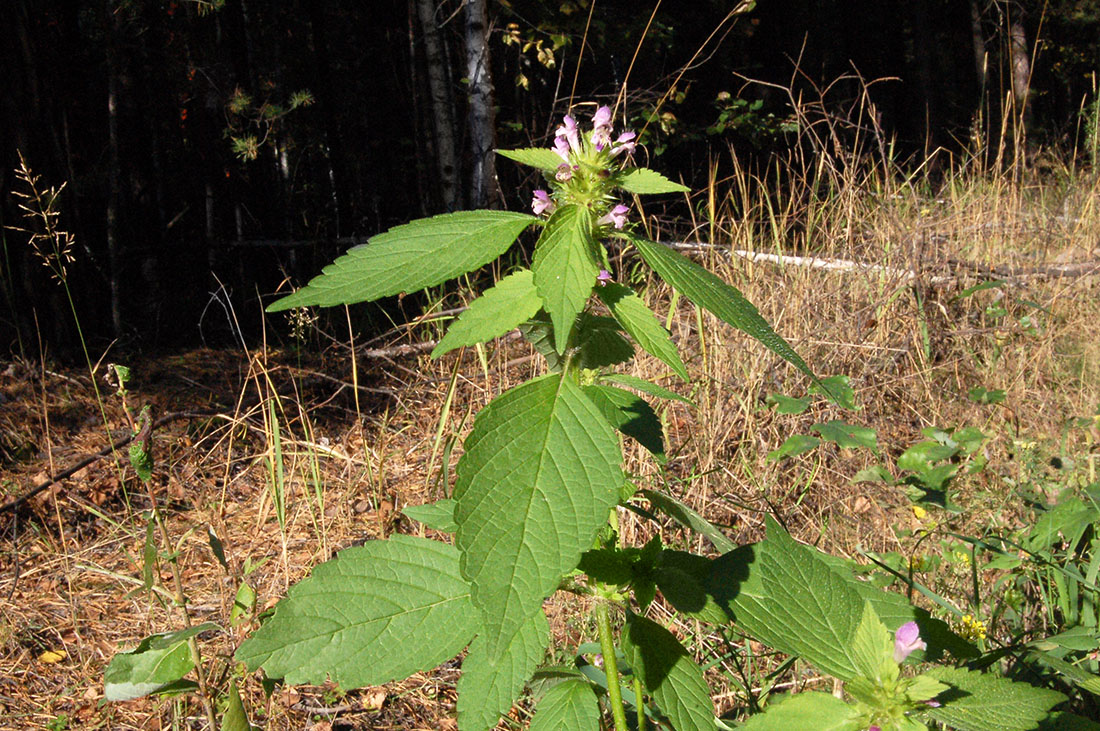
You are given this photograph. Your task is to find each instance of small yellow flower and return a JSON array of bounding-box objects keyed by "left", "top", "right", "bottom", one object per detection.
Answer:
[
  {"left": 911, "top": 505, "right": 927, "bottom": 520},
  {"left": 955, "top": 613, "right": 988, "bottom": 642}
]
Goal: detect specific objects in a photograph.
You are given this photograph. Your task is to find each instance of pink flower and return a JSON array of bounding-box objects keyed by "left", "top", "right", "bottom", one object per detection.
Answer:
[
  {"left": 893, "top": 621, "right": 927, "bottom": 663},
  {"left": 597, "top": 204, "right": 630, "bottom": 229},
  {"left": 596, "top": 269, "right": 613, "bottom": 286},
  {"left": 553, "top": 135, "right": 572, "bottom": 163},
  {"left": 531, "top": 190, "right": 555, "bottom": 216},
  {"left": 592, "top": 105, "right": 612, "bottom": 128},
  {"left": 555, "top": 114, "right": 582, "bottom": 153},
  {"left": 555, "top": 163, "right": 573, "bottom": 183},
  {"left": 610, "top": 131, "right": 637, "bottom": 158},
  {"left": 591, "top": 105, "right": 614, "bottom": 150}
]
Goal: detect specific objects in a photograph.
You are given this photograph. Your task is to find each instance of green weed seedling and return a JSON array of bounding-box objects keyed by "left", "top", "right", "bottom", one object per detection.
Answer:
[{"left": 105, "top": 106, "right": 1095, "bottom": 729}]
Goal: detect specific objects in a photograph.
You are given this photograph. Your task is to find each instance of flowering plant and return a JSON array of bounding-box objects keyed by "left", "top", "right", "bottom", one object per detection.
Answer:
[{"left": 147, "top": 105, "right": 1076, "bottom": 729}]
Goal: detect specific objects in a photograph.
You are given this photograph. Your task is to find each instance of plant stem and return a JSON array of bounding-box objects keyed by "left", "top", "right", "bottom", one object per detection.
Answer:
[
  {"left": 633, "top": 673, "right": 646, "bottom": 730},
  {"left": 595, "top": 599, "right": 629, "bottom": 731}
]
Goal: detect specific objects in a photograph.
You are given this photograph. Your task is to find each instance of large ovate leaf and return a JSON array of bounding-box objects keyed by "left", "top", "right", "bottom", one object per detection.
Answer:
[
  {"left": 457, "top": 611, "right": 550, "bottom": 731},
  {"left": 528, "top": 679, "right": 602, "bottom": 731},
  {"left": 267, "top": 210, "right": 537, "bottom": 311},
  {"left": 621, "top": 612, "right": 715, "bottom": 731},
  {"left": 235, "top": 535, "right": 477, "bottom": 687},
  {"left": 630, "top": 236, "right": 815, "bottom": 380},
  {"left": 583, "top": 384, "right": 665, "bottom": 462},
  {"left": 532, "top": 204, "right": 599, "bottom": 352},
  {"left": 433, "top": 269, "right": 543, "bottom": 358},
  {"left": 598, "top": 282, "right": 689, "bottom": 381},
  {"left": 739, "top": 692, "right": 863, "bottom": 730},
  {"left": 104, "top": 622, "right": 219, "bottom": 701},
  {"left": 617, "top": 167, "right": 691, "bottom": 194},
  {"left": 454, "top": 374, "right": 622, "bottom": 655},
  {"left": 497, "top": 147, "right": 565, "bottom": 172},
  {"left": 926, "top": 667, "right": 1066, "bottom": 731}
]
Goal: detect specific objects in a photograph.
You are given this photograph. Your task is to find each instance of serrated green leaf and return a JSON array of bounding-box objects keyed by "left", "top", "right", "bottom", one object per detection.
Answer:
[
  {"left": 617, "top": 167, "right": 691, "bottom": 194},
  {"left": 267, "top": 210, "right": 537, "bottom": 311},
  {"left": 519, "top": 312, "right": 564, "bottom": 372},
  {"left": 402, "top": 499, "right": 458, "bottom": 533},
  {"left": 433, "top": 270, "right": 543, "bottom": 358},
  {"left": 529, "top": 678, "right": 602, "bottom": 731},
  {"left": 740, "top": 692, "right": 863, "bottom": 730},
  {"left": 230, "top": 580, "right": 256, "bottom": 627},
  {"left": 454, "top": 374, "right": 622, "bottom": 655},
  {"left": 630, "top": 235, "right": 815, "bottom": 380},
  {"left": 809, "top": 375, "right": 860, "bottom": 411},
  {"left": 600, "top": 374, "right": 694, "bottom": 406},
  {"left": 622, "top": 612, "right": 715, "bottom": 731},
  {"left": 640, "top": 489, "right": 736, "bottom": 554},
  {"left": 235, "top": 535, "right": 477, "bottom": 687},
  {"left": 765, "top": 393, "right": 811, "bottom": 414},
  {"left": 532, "top": 205, "right": 598, "bottom": 352},
  {"left": 105, "top": 623, "right": 219, "bottom": 701},
  {"left": 766, "top": 434, "right": 821, "bottom": 461},
  {"left": 457, "top": 611, "right": 550, "bottom": 731},
  {"left": 898, "top": 441, "right": 959, "bottom": 473},
  {"left": 575, "top": 314, "right": 634, "bottom": 368},
  {"left": 497, "top": 147, "right": 565, "bottom": 172},
  {"left": 598, "top": 283, "right": 688, "bottom": 381},
  {"left": 583, "top": 385, "right": 664, "bottom": 462},
  {"left": 579, "top": 547, "right": 638, "bottom": 585},
  {"left": 221, "top": 678, "right": 253, "bottom": 731},
  {"left": 850, "top": 602, "right": 894, "bottom": 683},
  {"left": 926, "top": 667, "right": 1065, "bottom": 731},
  {"left": 811, "top": 420, "right": 878, "bottom": 450},
  {"left": 654, "top": 550, "right": 729, "bottom": 625},
  {"left": 1039, "top": 712, "right": 1100, "bottom": 730}
]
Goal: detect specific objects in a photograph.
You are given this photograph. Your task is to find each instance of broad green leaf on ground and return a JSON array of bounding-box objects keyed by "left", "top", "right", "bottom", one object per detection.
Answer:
[
  {"left": 457, "top": 611, "right": 550, "bottom": 731},
  {"left": 528, "top": 679, "right": 602, "bottom": 731},
  {"left": 926, "top": 667, "right": 1066, "bottom": 731},
  {"left": 599, "top": 374, "right": 694, "bottom": 406},
  {"left": 711, "top": 517, "right": 867, "bottom": 680},
  {"left": 621, "top": 612, "right": 715, "bottom": 731},
  {"left": 629, "top": 235, "right": 816, "bottom": 380},
  {"left": 497, "top": 147, "right": 564, "bottom": 172},
  {"left": 433, "top": 270, "right": 543, "bottom": 358},
  {"left": 766, "top": 434, "right": 821, "bottom": 461},
  {"left": 641, "top": 489, "right": 736, "bottom": 554},
  {"left": 267, "top": 210, "right": 537, "bottom": 311},
  {"left": 897, "top": 441, "right": 959, "bottom": 473},
  {"left": 765, "top": 393, "right": 811, "bottom": 414},
  {"left": 811, "top": 420, "right": 878, "bottom": 450},
  {"left": 105, "top": 623, "right": 219, "bottom": 701},
  {"left": 221, "top": 678, "right": 253, "bottom": 731},
  {"left": 617, "top": 167, "right": 691, "bottom": 194},
  {"left": 597, "top": 283, "right": 689, "bottom": 381},
  {"left": 454, "top": 374, "right": 622, "bottom": 655},
  {"left": 583, "top": 384, "right": 665, "bottom": 462},
  {"left": 532, "top": 204, "right": 598, "bottom": 352},
  {"left": 809, "top": 375, "right": 860, "bottom": 410},
  {"left": 402, "top": 499, "right": 458, "bottom": 533},
  {"left": 236, "top": 535, "right": 476, "bottom": 687},
  {"left": 739, "top": 692, "right": 863, "bottom": 731}
]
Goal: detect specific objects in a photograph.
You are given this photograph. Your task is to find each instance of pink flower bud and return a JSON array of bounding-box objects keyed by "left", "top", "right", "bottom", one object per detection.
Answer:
[
  {"left": 893, "top": 621, "right": 927, "bottom": 663},
  {"left": 596, "top": 269, "right": 613, "bottom": 286},
  {"left": 597, "top": 204, "right": 630, "bottom": 229},
  {"left": 531, "top": 190, "right": 555, "bottom": 216}
]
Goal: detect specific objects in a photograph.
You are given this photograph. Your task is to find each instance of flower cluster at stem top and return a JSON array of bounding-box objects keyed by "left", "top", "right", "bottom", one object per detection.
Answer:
[{"left": 530, "top": 105, "right": 637, "bottom": 230}]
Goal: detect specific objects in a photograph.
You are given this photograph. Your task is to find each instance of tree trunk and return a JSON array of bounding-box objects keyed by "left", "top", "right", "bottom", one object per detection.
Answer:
[
  {"left": 464, "top": 0, "right": 499, "bottom": 209},
  {"left": 105, "top": 0, "right": 123, "bottom": 337},
  {"left": 969, "top": 0, "right": 987, "bottom": 90},
  {"left": 1008, "top": 6, "right": 1032, "bottom": 138},
  {"left": 414, "top": 0, "right": 459, "bottom": 211}
]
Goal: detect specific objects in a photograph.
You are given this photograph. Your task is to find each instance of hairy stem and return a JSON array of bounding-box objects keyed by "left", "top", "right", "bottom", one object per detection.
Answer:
[{"left": 595, "top": 599, "right": 630, "bottom": 731}]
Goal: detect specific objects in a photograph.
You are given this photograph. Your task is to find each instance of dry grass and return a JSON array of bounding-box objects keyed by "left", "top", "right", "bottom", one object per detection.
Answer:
[{"left": 1, "top": 145, "right": 1099, "bottom": 729}]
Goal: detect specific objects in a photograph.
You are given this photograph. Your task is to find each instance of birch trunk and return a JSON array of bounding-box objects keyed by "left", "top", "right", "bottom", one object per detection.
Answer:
[
  {"left": 414, "top": 0, "right": 459, "bottom": 211},
  {"left": 464, "top": 0, "right": 499, "bottom": 209}
]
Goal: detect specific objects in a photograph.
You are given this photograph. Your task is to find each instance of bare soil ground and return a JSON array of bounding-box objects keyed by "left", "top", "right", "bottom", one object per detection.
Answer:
[{"left": 2, "top": 182, "right": 1099, "bottom": 729}]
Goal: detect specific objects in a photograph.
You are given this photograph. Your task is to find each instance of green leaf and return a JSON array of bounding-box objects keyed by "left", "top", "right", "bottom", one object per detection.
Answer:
[
  {"left": 809, "top": 375, "right": 860, "bottom": 411},
  {"left": 850, "top": 602, "right": 894, "bottom": 683},
  {"left": 852, "top": 466, "right": 894, "bottom": 484},
  {"left": 617, "top": 167, "right": 691, "bottom": 194},
  {"left": 583, "top": 385, "right": 665, "bottom": 462},
  {"left": 497, "top": 147, "right": 564, "bottom": 172},
  {"left": 630, "top": 235, "right": 815, "bottom": 380},
  {"left": 230, "top": 580, "right": 256, "bottom": 627},
  {"left": 765, "top": 393, "right": 811, "bottom": 415},
  {"left": 739, "top": 692, "right": 863, "bottom": 730},
  {"left": 129, "top": 441, "right": 153, "bottom": 482},
  {"left": 519, "top": 313, "right": 564, "bottom": 372},
  {"left": 811, "top": 420, "right": 878, "bottom": 450},
  {"left": 267, "top": 210, "right": 537, "bottom": 311},
  {"left": 622, "top": 612, "right": 715, "bottom": 731},
  {"left": 575, "top": 314, "right": 635, "bottom": 369},
  {"left": 532, "top": 204, "right": 599, "bottom": 352},
  {"left": 528, "top": 679, "right": 602, "bottom": 731},
  {"left": 926, "top": 667, "right": 1066, "bottom": 731},
  {"left": 640, "top": 489, "right": 736, "bottom": 554},
  {"left": 454, "top": 374, "right": 622, "bottom": 655},
  {"left": 898, "top": 441, "right": 959, "bottom": 472},
  {"left": 433, "top": 270, "right": 543, "bottom": 358},
  {"left": 402, "top": 499, "right": 458, "bottom": 533},
  {"left": 221, "top": 678, "right": 253, "bottom": 731},
  {"left": 967, "top": 386, "right": 1006, "bottom": 405},
  {"left": 235, "top": 535, "right": 477, "bottom": 687},
  {"left": 766, "top": 434, "right": 821, "bottom": 461},
  {"left": 600, "top": 374, "right": 694, "bottom": 406},
  {"left": 597, "top": 282, "right": 688, "bottom": 380},
  {"left": 1038, "top": 712, "right": 1100, "bottom": 730},
  {"left": 104, "top": 623, "right": 219, "bottom": 701},
  {"left": 457, "top": 612, "right": 550, "bottom": 731}
]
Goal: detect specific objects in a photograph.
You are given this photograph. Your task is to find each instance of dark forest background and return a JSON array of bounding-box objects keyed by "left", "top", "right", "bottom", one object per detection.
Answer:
[{"left": 1, "top": 0, "right": 1097, "bottom": 359}]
